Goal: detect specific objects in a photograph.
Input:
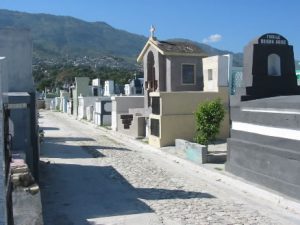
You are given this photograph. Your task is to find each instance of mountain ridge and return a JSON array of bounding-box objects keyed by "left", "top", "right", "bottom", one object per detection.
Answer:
[{"left": 0, "top": 9, "right": 243, "bottom": 67}]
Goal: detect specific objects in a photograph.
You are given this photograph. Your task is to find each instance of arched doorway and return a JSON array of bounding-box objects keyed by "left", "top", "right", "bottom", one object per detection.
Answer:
[
  {"left": 146, "top": 51, "right": 157, "bottom": 106},
  {"left": 268, "top": 54, "right": 281, "bottom": 76}
]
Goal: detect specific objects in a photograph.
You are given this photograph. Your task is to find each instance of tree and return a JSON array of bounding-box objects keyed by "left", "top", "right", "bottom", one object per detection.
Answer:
[
  {"left": 33, "top": 64, "right": 139, "bottom": 91},
  {"left": 194, "top": 98, "right": 225, "bottom": 145}
]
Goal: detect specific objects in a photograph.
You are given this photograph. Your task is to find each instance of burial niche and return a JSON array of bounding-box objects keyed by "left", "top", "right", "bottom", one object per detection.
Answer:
[
  {"left": 268, "top": 54, "right": 281, "bottom": 76},
  {"left": 146, "top": 51, "right": 157, "bottom": 106},
  {"left": 147, "top": 51, "right": 156, "bottom": 90}
]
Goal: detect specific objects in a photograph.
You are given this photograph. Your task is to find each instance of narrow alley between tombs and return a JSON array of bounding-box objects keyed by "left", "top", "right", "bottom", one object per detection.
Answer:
[{"left": 39, "top": 110, "right": 300, "bottom": 225}]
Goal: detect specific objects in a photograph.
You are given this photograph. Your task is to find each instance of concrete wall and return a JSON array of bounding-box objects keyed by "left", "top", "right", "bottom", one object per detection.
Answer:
[
  {"left": 117, "top": 115, "right": 146, "bottom": 138},
  {"left": 0, "top": 57, "right": 8, "bottom": 105},
  {"left": 111, "top": 96, "right": 144, "bottom": 131},
  {"left": 0, "top": 29, "right": 39, "bottom": 179},
  {"left": 158, "top": 53, "right": 167, "bottom": 91},
  {"left": 0, "top": 56, "right": 9, "bottom": 225},
  {"left": 149, "top": 88, "right": 230, "bottom": 147},
  {"left": 226, "top": 95, "right": 300, "bottom": 200},
  {"left": 155, "top": 88, "right": 229, "bottom": 116},
  {"left": 0, "top": 58, "right": 6, "bottom": 225},
  {"left": 0, "top": 30, "right": 34, "bottom": 153},
  {"left": 0, "top": 29, "right": 33, "bottom": 92},
  {"left": 166, "top": 58, "right": 172, "bottom": 92},
  {"left": 117, "top": 108, "right": 147, "bottom": 138},
  {"left": 167, "top": 55, "right": 204, "bottom": 92},
  {"left": 6, "top": 93, "right": 32, "bottom": 157},
  {"left": 203, "top": 55, "right": 231, "bottom": 92},
  {"left": 0, "top": 107, "right": 7, "bottom": 225}
]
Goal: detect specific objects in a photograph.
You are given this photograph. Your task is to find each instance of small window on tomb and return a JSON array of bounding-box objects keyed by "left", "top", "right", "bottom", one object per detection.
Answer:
[
  {"left": 208, "top": 69, "right": 213, "bottom": 80},
  {"left": 182, "top": 64, "right": 195, "bottom": 84},
  {"left": 268, "top": 54, "right": 281, "bottom": 76},
  {"left": 150, "top": 119, "right": 160, "bottom": 137},
  {"left": 151, "top": 97, "right": 160, "bottom": 115}
]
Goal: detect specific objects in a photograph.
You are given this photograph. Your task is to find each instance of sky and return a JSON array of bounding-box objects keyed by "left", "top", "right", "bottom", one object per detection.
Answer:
[{"left": 1, "top": 0, "right": 300, "bottom": 59}]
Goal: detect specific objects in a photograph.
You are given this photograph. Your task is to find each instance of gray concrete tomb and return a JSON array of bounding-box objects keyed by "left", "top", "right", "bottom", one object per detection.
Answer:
[{"left": 226, "top": 33, "right": 300, "bottom": 200}]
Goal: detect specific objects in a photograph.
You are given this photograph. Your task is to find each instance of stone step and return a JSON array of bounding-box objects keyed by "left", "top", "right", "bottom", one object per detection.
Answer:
[
  {"left": 230, "top": 130, "right": 300, "bottom": 153},
  {"left": 228, "top": 138, "right": 300, "bottom": 186}
]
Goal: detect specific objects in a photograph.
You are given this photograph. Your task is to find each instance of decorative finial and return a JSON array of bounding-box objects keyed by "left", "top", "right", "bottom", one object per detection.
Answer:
[{"left": 150, "top": 25, "right": 155, "bottom": 38}]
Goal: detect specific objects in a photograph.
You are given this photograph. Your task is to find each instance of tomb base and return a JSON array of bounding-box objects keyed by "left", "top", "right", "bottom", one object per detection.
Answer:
[{"left": 226, "top": 96, "right": 300, "bottom": 200}]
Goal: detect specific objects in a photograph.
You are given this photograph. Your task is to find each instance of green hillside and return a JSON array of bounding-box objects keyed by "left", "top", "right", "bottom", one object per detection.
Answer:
[
  {"left": 0, "top": 9, "right": 244, "bottom": 66},
  {"left": 0, "top": 9, "right": 147, "bottom": 60}
]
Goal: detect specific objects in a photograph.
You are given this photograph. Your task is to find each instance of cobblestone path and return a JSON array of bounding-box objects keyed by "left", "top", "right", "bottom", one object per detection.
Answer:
[{"left": 39, "top": 110, "right": 300, "bottom": 225}]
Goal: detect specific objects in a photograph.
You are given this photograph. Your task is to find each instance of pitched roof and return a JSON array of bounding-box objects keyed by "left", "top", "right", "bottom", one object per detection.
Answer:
[
  {"left": 137, "top": 37, "right": 207, "bottom": 62},
  {"left": 156, "top": 41, "right": 204, "bottom": 54}
]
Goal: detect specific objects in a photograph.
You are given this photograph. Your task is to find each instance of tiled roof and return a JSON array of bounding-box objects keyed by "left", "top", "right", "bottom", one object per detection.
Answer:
[
  {"left": 155, "top": 40, "right": 204, "bottom": 54},
  {"left": 137, "top": 37, "right": 207, "bottom": 62}
]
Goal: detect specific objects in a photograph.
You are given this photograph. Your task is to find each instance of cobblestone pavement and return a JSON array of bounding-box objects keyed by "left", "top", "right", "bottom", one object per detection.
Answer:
[{"left": 39, "top": 110, "right": 300, "bottom": 225}]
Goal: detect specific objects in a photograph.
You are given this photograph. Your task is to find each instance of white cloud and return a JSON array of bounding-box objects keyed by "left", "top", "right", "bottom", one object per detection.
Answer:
[{"left": 202, "top": 34, "right": 222, "bottom": 44}]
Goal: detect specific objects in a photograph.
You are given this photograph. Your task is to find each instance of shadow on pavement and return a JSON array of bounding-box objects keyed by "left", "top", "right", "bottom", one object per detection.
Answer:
[
  {"left": 40, "top": 142, "right": 106, "bottom": 159},
  {"left": 136, "top": 188, "right": 214, "bottom": 200},
  {"left": 41, "top": 126, "right": 60, "bottom": 131},
  {"left": 40, "top": 162, "right": 153, "bottom": 225},
  {"left": 40, "top": 128, "right": 215, "bottom": 225},
  {"left": 80, "top": 145, "right": 130, "bottom": 158},
  {"left": 46, "top": 137, "right": 96, "bottom": 142},
  {"left": 41, "top": 141, "right": 131, "bottom": 159},
  {"left": 40, "top": 161, "right": 215, "bottom": 225}
]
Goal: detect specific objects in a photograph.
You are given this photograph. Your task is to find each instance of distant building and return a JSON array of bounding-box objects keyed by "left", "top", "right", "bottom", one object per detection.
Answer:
[
  {"left": 103, "top": 80, "right": 114, "bottom": 96},
  {"left": 124, "top": 77, "right": 144, "bottom": 96}
]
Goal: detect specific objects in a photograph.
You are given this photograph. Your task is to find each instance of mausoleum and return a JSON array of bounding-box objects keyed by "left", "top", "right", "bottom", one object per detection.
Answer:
[
  {"left": 137, "top": 27, "right": 230, "bottom": 147},
  {"left": 226, "top": 33, "right": 300, "bottom": 200}
]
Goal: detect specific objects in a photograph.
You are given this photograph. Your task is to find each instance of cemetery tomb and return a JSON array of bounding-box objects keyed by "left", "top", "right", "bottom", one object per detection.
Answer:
[
  {"left": 226, "top": 33, "right": 300, "bottom": 200},
  {"left": 117, "top": 108, "right": 147, "bottom": 138},
  {"left": 94, "top": 98, "right": 112, "bottom": 126},
  {"left": 241, "top": 33, "right": 300, "bottom": 101},
  {"left": 111, "top": 96, "right": 144, "bottom": 131}
]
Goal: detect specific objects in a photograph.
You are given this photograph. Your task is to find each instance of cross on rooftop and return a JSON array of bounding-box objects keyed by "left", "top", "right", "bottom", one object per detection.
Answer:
[{"left": 150, "top": 25, "right": 155, "bottom": 38}]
